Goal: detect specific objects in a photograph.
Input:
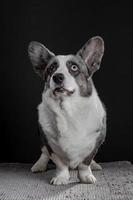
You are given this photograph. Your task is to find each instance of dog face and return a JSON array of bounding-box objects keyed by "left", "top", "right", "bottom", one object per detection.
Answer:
[{"left": 28, "top": 36, "right": 104, "bottom": 97}]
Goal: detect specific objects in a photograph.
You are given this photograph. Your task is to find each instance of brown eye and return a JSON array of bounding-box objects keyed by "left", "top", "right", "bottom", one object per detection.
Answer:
[
  {"left": 49, "top": 65, "right": 54, "bottom": 71},
  {"left": 47, "top": 63, "right": 57, "bottom": 74},
  {"left": 71, "top": 65, "right": 78, "bottom": 71}
]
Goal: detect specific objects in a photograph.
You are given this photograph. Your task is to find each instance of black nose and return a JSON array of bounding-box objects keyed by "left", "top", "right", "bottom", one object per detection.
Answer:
[{"left": 53, "top": 73, "right": 64, "bottom": 84}]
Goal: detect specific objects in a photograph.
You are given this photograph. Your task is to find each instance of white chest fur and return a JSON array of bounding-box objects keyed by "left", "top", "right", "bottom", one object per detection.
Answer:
[{"left": 38, "top": 88, "right": 105, "bottom": 168}]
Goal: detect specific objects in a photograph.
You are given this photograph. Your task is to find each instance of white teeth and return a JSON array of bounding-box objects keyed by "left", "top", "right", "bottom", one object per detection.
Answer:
[{"left": 53, "top": 87, "right": 75, "bottom": 97}]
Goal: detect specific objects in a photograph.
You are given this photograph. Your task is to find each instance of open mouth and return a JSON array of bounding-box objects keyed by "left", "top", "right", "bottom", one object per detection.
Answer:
[{"left": 53, "top": 87, "right": 75, "bottom": 96}]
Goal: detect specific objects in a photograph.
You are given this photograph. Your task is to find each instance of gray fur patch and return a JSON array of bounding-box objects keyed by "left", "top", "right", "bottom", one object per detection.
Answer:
[
  {"left": 75, "top": 74, "right": 92, "bottom": 97},
  {"left": 66, "top": 55, "right": 92, "bottom": 97}
]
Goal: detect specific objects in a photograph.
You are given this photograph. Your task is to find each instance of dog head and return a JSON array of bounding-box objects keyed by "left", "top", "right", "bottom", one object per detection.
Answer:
[{"left": 28, "top": 36, "right": 104, "bottom": 98}]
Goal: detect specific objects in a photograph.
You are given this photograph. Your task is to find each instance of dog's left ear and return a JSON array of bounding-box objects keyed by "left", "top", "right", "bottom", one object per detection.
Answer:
[{"left": 77, "top": 36, "right": 104, "bottom": 76}]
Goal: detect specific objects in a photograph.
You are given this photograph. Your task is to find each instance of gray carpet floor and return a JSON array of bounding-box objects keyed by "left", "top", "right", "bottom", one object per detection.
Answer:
[{"left": 0, "top": 161, "right": 133, "bottom": 200}]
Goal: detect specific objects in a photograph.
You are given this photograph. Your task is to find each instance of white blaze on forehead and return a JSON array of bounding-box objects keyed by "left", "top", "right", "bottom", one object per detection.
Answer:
[
  {"left": 56, "top": 55, "right": 73, "bottom": 70},
  {"left": 50, "top": 55, "right": 78, "bottom": 92}
]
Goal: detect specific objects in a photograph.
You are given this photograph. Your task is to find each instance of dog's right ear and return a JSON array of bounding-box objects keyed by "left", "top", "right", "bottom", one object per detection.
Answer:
[
  {"left": 28, "top": 41, "right": 55, "bottom": 78},
  {"left": 77, "top": 36, "right": 104, "bottom": 76}
]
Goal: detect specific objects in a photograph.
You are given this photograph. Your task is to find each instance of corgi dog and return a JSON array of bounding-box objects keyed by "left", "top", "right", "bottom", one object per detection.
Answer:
[{"left": 28, "top": 36, "right": 106, "bottom": 185}]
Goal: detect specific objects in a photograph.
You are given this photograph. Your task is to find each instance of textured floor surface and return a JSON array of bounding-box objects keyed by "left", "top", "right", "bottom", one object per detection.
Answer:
[{"left": 0, "top": 161, "right": 133, "bottom": 200}]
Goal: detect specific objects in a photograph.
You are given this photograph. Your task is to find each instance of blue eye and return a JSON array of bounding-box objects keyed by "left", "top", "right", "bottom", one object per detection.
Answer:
[{"left": 71, "top": 65, "right": 78, "bottom": 71}]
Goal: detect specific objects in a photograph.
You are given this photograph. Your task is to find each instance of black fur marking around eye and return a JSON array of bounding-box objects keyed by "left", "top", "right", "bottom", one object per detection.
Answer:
[
  {"left": 47, "top": 62, "right": 58, "bottom": 76},
  {"left": 66, "top": 60, "right": 80, "bottom": 76},
  {"left": 43, "top": 59, "right": 59, "bottom": 84}
]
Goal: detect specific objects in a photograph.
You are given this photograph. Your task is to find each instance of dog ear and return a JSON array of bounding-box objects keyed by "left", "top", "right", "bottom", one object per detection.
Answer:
[
  {"left": 77, "top": 36, "right": 104, "bottom": 76},
  {"left": 28, "top": 41, "right": 55, "bottom": 78}
]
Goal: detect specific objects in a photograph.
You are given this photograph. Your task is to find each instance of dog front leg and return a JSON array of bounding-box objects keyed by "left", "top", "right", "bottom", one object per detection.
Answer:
[
  {"left": 50, "top": 153, "right": 70, "bottom": 185},
  {"left": 78, "top": 163, "right": 97, "bottom": 184}
]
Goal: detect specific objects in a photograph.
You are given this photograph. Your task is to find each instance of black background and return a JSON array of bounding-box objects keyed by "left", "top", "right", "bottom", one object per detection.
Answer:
[{"left": 1, "top": 1, "right": 133, "bottom": 164}]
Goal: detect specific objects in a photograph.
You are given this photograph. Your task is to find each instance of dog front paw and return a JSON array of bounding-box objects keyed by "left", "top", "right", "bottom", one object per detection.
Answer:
[
  {"left": 78, "top": 167, "right": 97, "bottom": 184},
  {"left": 79, "top": 173, "right": 97, "bottom": 184},
  {"left": 50, "top": 176, "right": 69, "bottom": 185}
]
